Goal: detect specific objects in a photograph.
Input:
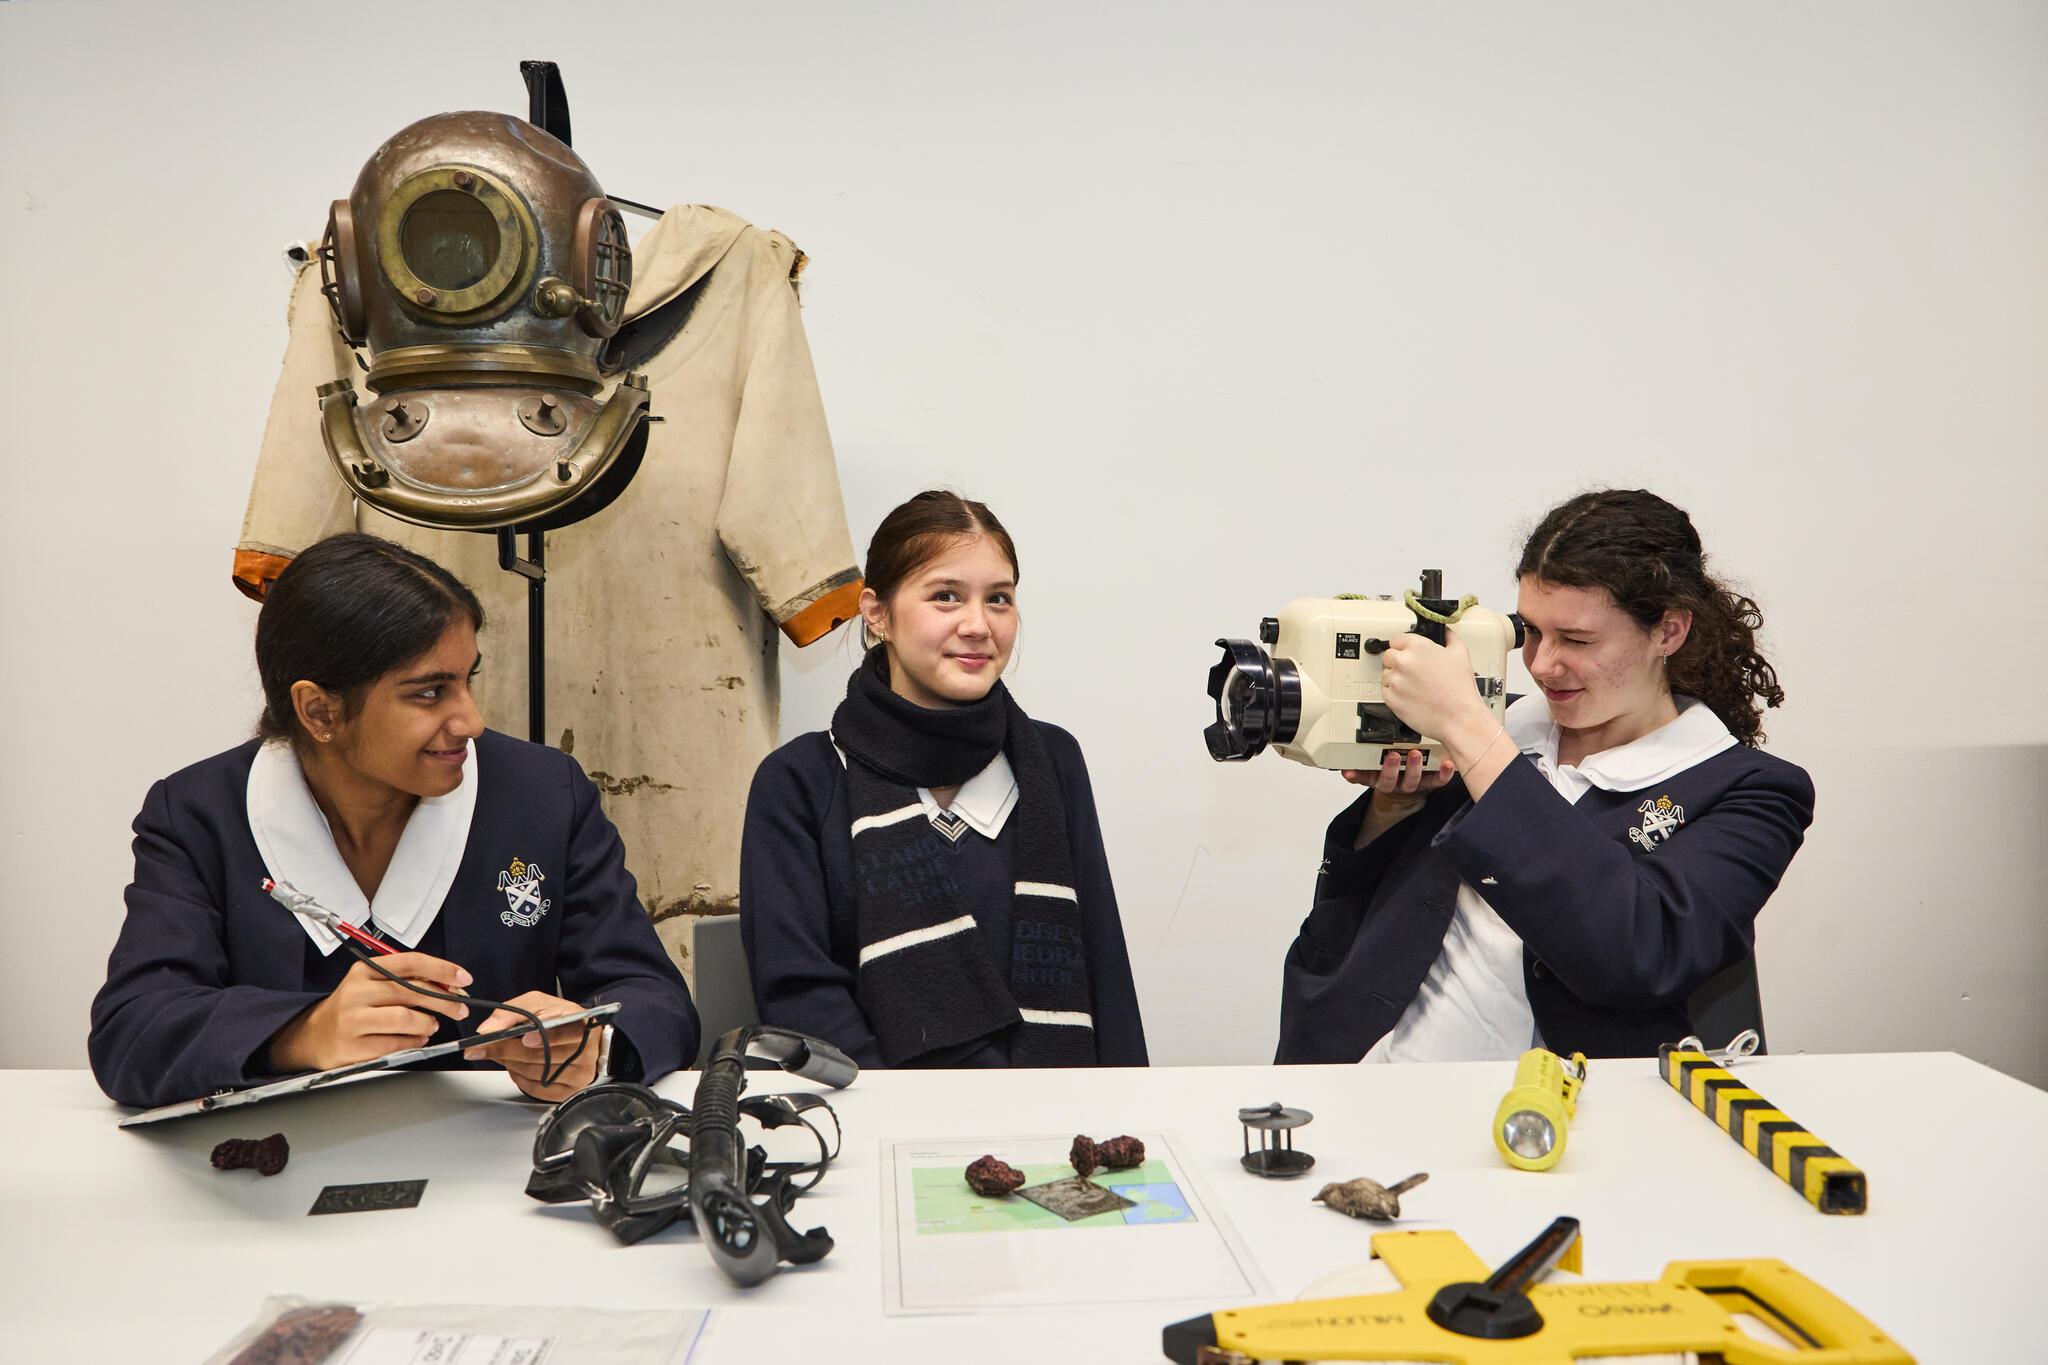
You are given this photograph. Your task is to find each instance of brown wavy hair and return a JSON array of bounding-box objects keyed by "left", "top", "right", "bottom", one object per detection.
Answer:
[
  {"left": 1516, "top": 489, "right": 1784, "bottom": 746},
  {"left": 861, "top": 490, "right": 1019, "bottom": 647}
]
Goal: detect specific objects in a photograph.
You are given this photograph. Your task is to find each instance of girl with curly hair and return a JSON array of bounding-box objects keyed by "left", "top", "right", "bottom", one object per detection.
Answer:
[{"left": 1278, "top": 489, "right": 1812, "bottom": 1063}]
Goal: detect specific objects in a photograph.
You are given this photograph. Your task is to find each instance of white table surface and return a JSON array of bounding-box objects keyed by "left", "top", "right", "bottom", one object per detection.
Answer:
[{"left": 1, "top": 1053, "right": 2038, "bottom": 1363}]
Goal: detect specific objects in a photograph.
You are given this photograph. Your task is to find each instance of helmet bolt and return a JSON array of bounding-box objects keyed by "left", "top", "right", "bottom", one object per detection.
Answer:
[
  {"left": 453, "top": 170, "right": 474, "bottom": 189},
  {"left": 381, "top": 400, "right": 428, "bottom": 442},
  {"left": 414, "top": 287, "right": 437, "bottom": 305},
  {"left": 519, "top": 393, "right": 570, "bottom": 438}
]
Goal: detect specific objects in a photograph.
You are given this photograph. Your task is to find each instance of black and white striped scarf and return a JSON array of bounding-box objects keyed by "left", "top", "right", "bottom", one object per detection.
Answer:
[{"left": 832, "top": 646, "right": 1095, "bottom": 1067}]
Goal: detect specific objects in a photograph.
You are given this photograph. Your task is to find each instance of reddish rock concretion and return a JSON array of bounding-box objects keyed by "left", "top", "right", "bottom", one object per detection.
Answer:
[
  {"left": 1070, "top": 1133, "right": 1144, "bottom": 1176},
  {"left": 212, "top": 1133, "right": 290, "bottom": 1177},
  {"left": 965, "top": 1154, "right": 1026, "bottom": 1198},
  {"left": 1097, "top": 1135, "right": 1145, "bottom": 1170}
]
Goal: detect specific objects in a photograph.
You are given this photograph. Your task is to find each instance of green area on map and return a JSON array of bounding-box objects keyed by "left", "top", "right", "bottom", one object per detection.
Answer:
[{"left": 912, "top": 1159, "right": 1197, "bottom": 1235}]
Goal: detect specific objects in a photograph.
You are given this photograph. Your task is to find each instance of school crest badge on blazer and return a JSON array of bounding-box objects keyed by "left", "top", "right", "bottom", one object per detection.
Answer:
[
  {"left": 497, "top": 856, "right": 551, "bottom": 928},
  {"left": 1628, "top": 795, "right": 1685, "bottom": 852}
]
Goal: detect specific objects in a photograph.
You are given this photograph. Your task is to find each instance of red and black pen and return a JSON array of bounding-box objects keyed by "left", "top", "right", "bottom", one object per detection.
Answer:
[{"left": 262, "top": 877, "right": 396, "bottom": 957}]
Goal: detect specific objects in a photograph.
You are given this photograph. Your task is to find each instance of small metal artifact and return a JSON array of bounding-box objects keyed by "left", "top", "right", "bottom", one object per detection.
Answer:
[
  {"left": 965, "top": 1154, "right": 1026, "bottom": 1198},
  {"left": 211, "top": 1133, "right": 290, "bottom": 1177},
  {"left": 1238, "top": 1102, "right": 1315, "bottom": 1178},
  {"left": 1313, "top": 1172, "right": 1429, "bottom": 1221},
  {"left": 1070, "top": 1133, "right": 1146, "bottom": 1177}
]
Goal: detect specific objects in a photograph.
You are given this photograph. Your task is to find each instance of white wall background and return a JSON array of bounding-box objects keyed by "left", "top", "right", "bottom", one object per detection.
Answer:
[{"left": 3, "top": 1, "right": 2043, "bottom": 1085}]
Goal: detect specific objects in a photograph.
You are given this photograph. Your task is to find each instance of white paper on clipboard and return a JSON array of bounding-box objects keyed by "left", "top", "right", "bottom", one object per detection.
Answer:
[
  {"left": 115, "top": 1000, "right": 622, "bottom": 1127},
  {"left": 879, "top": 1132, "right": 1268, "bottom": 1315}
]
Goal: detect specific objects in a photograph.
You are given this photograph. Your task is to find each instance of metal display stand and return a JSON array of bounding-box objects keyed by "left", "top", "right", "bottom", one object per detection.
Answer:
[{"left": 495, "top": 528, "right": 547, "bottom": 742}]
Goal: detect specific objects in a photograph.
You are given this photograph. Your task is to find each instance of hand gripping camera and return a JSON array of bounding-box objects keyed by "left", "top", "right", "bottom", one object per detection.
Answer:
[{"left": 1205, "top": 571, "right": 1522, "bottom": 772}]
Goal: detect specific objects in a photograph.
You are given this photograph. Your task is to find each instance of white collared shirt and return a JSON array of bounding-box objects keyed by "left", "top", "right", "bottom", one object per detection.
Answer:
[
  {"left": 246, "top": 739, "right": 481, "bottom": 954},
  {"left": 1363, "top": 695, "right": 1734, "bottom": 1064},
  {"left": 915, "top": 750, "right": 1019, "bottom": 840},
  {"left": 830, "top": 737, "right": 1020, "bottom": 841}
]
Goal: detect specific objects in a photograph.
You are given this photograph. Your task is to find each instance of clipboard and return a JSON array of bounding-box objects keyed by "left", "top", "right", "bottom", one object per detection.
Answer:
[{"left": 116, "top": 1000, "right": 623, "bottom": 1127}]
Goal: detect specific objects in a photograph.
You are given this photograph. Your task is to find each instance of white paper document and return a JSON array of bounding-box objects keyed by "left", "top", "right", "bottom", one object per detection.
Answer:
[
  {"left": 204, "top": 1302, "right": 714, "bottom": 1365},
  {"left": 880, "top": 1132, "right": 1266, "bottom": 1315},
  {"left": 337, "top": 1327, "right": 553, "bottom": 1365}
]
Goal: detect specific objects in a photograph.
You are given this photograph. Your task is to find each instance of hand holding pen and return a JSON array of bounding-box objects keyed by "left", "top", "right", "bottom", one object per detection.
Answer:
[
  {"left": 261, "top": 879, "right": 592, "bottom": 1090},
  {"left": 262, "top": 878, "right": 475, "bottom": 1072}
]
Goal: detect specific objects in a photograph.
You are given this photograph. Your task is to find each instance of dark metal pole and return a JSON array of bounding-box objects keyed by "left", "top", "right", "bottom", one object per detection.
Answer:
[
  {"left": 496, "top": 528, "right": 548, "bottom": 744},
  {"left": 527, "top": 529, "right": 545, "bottom": 742}
]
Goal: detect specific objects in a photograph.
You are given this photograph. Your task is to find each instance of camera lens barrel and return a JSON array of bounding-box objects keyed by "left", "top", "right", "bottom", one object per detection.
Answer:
[{"left": 1204, "top": 639, "right": 1301, "bottom": 761}]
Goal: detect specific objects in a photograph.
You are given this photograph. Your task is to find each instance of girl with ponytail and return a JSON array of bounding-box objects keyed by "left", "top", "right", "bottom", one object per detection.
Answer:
[
  {"left": 1278, "top": 490, "right": 1813, "bottom": 1064},
  {"left": 740, "top": 491, "right": 1147, "bottom": 1068}
]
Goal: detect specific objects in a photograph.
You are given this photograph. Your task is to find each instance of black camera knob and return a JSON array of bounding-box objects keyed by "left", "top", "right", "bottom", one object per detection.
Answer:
[{"left": 1259, "top": 617, "right": 1280, "bottom": 645}]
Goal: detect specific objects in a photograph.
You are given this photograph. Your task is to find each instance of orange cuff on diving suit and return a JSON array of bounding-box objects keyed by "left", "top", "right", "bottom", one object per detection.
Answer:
[
  {"left": 779, "top": 577, "right": 864, "bottom": 647},
  {"left": 232, "top": 549, "right": 294, "bottom": 602}
]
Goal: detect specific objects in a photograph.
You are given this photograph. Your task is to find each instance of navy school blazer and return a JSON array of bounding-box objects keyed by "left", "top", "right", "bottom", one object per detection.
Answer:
[
  {"left": 1276, "top": 743, "right": 1815, "bottom": 1063},
  {"left": 89, "top": 729, "right": 699, "bottom": 1108}
]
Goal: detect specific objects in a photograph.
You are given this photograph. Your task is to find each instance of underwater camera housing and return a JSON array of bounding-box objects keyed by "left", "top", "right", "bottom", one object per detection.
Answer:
[{"left": 1205, "top": 570, "right": 1522, "bottom": 771}]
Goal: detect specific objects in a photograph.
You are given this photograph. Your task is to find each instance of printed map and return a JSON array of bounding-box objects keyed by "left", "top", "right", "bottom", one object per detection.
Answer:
[{"left": 912, "top": 1159, "right": 1197, "bottom": 1235}]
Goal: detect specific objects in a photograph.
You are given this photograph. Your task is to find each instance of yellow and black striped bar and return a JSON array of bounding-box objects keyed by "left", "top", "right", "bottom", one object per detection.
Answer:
[{"left": 1657, "top": 1043, "right": 1867, "bottom": 1215}]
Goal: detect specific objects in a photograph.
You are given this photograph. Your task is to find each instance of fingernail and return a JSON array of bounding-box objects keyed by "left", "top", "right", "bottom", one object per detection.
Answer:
[
  {"left": 456, "top": 969, "right": 474, "bottom": 986},
  {"left": 457, "top": 1006, "right": 469, "bottom": 1019}
]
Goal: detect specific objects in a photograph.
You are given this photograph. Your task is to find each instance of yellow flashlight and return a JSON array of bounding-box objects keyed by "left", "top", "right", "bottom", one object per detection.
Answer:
[{"left": 1492, "top": 1048, "right": 1587, "bottom": 1171}]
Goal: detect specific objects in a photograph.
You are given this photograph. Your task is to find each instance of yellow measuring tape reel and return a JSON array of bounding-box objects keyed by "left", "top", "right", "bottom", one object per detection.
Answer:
[
  {"left": 1657, "top": 1040, "right": 1867, "bottom": 1215},
  {"left": 1162, "top": 1216, "right": 1911, "bottom": 1364}
]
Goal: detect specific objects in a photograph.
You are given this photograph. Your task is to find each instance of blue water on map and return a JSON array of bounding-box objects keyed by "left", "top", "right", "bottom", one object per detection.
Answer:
[{"left": 1117, "top": 1183, "right": 1195, "bottom": 1225}]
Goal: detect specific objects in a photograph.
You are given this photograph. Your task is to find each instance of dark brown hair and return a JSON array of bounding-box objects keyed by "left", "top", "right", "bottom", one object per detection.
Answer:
[
  {"left": 255, "top": 533, "right": 485, "bottom": 743},
  {"left": 862, "top": 491, "right": 1019, "bottom": 644},
  {"left": 1516, "top": 489, "right": 1784, "bottom": 746}
]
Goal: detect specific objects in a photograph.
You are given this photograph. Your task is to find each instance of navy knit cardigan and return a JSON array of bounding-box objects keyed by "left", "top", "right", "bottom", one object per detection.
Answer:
[{"left": 740, "top": 725, "right": 1148, "bottom": 1068}]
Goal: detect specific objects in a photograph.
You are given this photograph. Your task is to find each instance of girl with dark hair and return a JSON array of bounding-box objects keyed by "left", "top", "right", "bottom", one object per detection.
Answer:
[
  {"left": 90, "top": 533, "right": 697, "bottom": 1109},
  {"left": 1277, "top": 489, "right": 1814, "bottom": 1063},
  {"left": 740, "top": 491, "right": 1147, "bottom": 1068}
]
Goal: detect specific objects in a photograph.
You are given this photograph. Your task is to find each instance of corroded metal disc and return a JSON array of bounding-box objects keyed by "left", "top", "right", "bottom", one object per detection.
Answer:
[
  {"left": 1241, "top": 1148, "right": 1317, "bottom": 1179},
  {"left": 1238, "top": 1102, "right": 1313, "bottom": 1131}
]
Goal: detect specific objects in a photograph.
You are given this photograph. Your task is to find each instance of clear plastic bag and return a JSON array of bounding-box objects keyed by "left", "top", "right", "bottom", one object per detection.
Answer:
[{"left": 202, "top": 1295, "right": 713, "bottom": 1365}]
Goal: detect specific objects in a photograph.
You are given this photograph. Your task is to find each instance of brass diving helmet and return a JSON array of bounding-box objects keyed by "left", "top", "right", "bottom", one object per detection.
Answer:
[{"left": 316, "top": 110, "right": 648, "bottom": 530}]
